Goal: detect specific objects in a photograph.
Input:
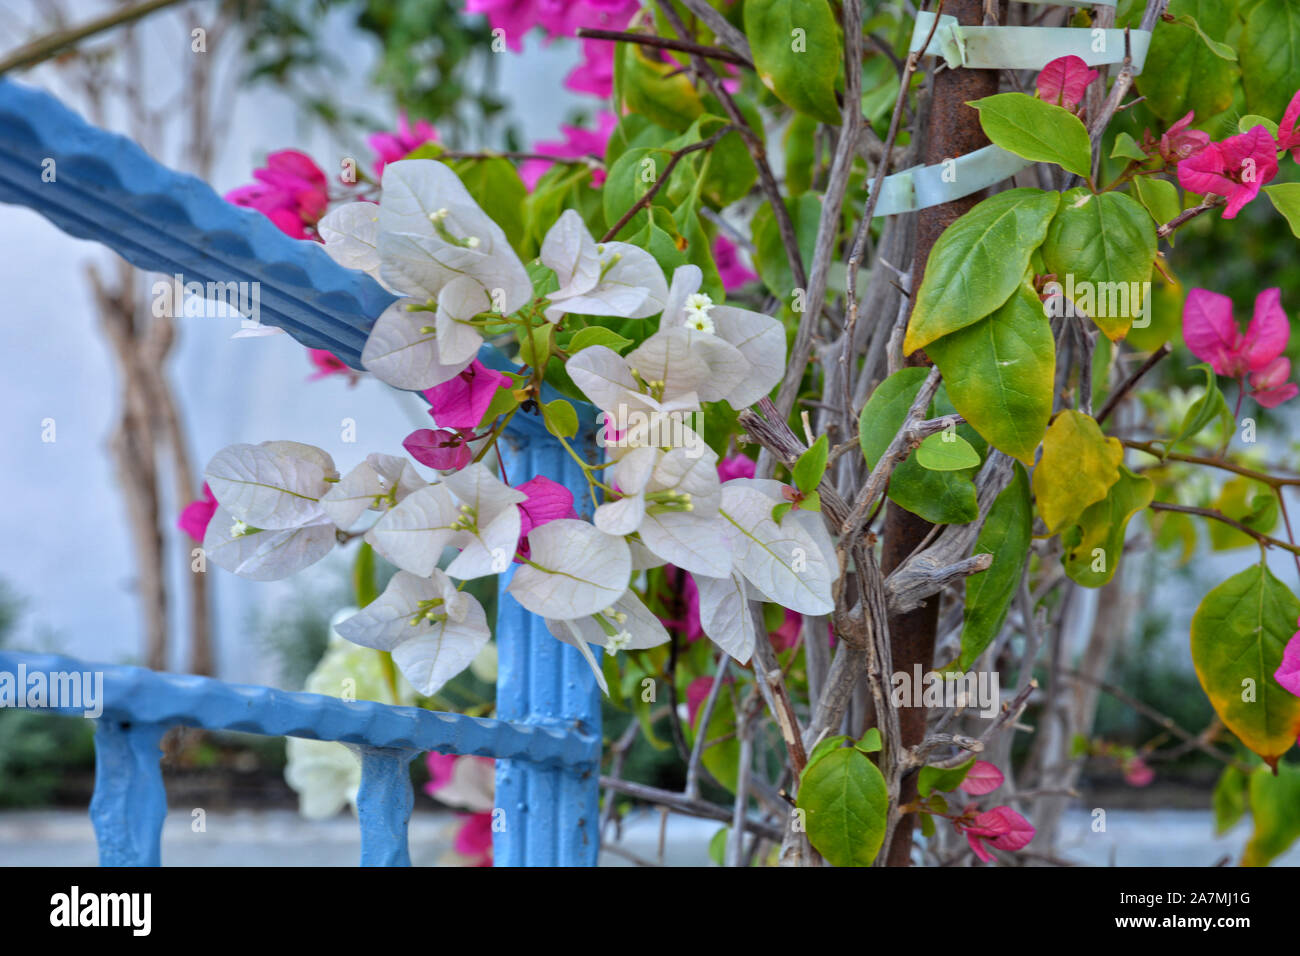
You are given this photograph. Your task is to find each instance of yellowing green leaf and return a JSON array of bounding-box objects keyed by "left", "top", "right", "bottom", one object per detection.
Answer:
[
  {"left": 1032, "top": 410, "right": 1123, "bottom": 533},
  {"left": 1061, "top": 466, "right": 1154, "bottom": 588},
  {"left": 1191, "top": 563, "right": 1300, "bottom": 769},
  {"left": 905, "top": 189, "right": 1060, "bottom": 355},
  {"left": 744, "top": 0, "right": 843, "bottom": 124},
  {"left": 1244, "top": 762, "right": 1300, "bottom": 866},
  {"left": 1041, "top": 189, "right": 1157, "bottom": 341},
  {"left": 926, "top": 282, "right": 1054, "bottom": 465}
]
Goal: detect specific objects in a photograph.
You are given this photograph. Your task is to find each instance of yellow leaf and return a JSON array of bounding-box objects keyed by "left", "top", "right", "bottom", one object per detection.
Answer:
[{"left": 1032, "top": 410, "right": 1123, "bottom": 533}]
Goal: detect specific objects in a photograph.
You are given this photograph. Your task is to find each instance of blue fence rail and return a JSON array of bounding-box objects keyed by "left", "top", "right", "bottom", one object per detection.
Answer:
[{"left": 0, "top": 77, "right": 605, "bottom": 866}]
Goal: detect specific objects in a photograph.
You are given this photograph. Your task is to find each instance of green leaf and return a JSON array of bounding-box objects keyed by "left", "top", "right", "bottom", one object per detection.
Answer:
[
  {"left": 1244, "top": 762, "right": 1300, "bottom": 866},
  {"left": 807, "top": 734, "right": 851, "bottom": 768},
  {"left": 793, "top": 434, "right": 829, "bottom": 494},
  {"left": 1241, "top": 0, "right": 1300, "bottom": 120},
  {"left": 783, "top": 114, "right": 819, "bottom": 194},
  {"left": 796, "top": 748, "right": 888, "bottom": 866},
  {"left": 969, "top": 92, "right": 1093, "bottom": 178},
  {"left": 859, "top": 368, "right": 979, "bottom": 525},
  {"left": 916, "top": 432, "right": 981, "bottom": 471},
  {"left": 567, "top": 327, "right": 634, "bottom": 355},
  {"left": 771, "top": 500, "right": 795, "bottom": 524},
  {"left": 447, "top": 158, "right": 528, "bottom": 257},
  {"left": 926, "top": 281, "right": 1055, "bottom": 465},
  {"left": 1240, "top": 114, "right": 1281, "bottom": 138},
  {"left": 1041, "top": 188, "right": 1158, "bottom": 341},
  {"left": 1132, "top": 176, "right": 1182, "bottom": 246},
  {"left": 479, "top": 379, "right": 520, "bottom": 425},
  {"left": 352, "top": 541, "right": 379, "bottom": 608},
  {"left": 1110, "top": 131, "right": 1149, "bottom": 161},
  {"left": 904, "top": 189, "right": 1060, "bottom": 355},
  {"left": 708, "top": 826, "right": 729, "bottom": 866},
  {"left": 1061, "top": 466, "right": 1155, "bottom": 588},
  {"left": 1032, "top": 410, "right": 1124, "bottom": 534},
  {"left": 618, "top": 44, "right": 704, "bottom": 131},
  {"left": 752, "top": 194, "right": 822, "bottom": 304},
  {"left": 1208, "top": 477, "right": 1280, "bottom": 551},
  {"left": 919, "top": 812, "right": 936, "bottom": 838},
  {"left": 798, "top": 489, "right": 822, "bottom": 513},
  {"left": 518, "top": 322, "right": 553, "bottom": 370},
  {"left": 603, "top": 146, "right": 668, "bottom": 239},
  {"left": 918, "top": 757, "right": 975, "bottom": 797},
  {"left": 542, "top": 399, "right": 579, "bottom": 439},
  {"left": 958, "top": 464, "right": 1032, "bottom": 671},
  {"left": 1170, "top": 12, "right": 1238, "bottom": 60},
  {"left": 744, "top": 0, "right": 843, "bottom": 125},
  {"left": 1191, "top": 563, "right": 1300, "bottom": 768},
  {"left": 1212, "top": 764, "right": 1249, "bottom": 836},
  {"left": 1265, "top": 183, "right": 1300, "bottom": 239},
  {"left": 857, "top": 728, "right": 883, "bottom": 753},
  {"left": 1166, "top": 364, "right": 1230, "bottom": 455},
  {"left": 1136, "top": 0, "right": 1238, "bottom": 122}
]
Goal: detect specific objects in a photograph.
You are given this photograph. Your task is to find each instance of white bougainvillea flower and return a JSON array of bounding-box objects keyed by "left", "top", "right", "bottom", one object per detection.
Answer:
[
  {"left": 203, "top": 505, "right": 337, "bottom": 581},
  {"left": 716, "top": 478, "right": 835, "bottom": 616},
  {"left": 541, "top": 210, "right": 668, "bottom": 322},
  {"left": 545, "top": 589, "right": 670, "bottom": 694},
  {"left": 377, "top": 159, "right": 532, "bottom": 312},
  {"left": 360, "top": 299, "right": 476, "bottom": 391},
  {"left": 594, "top": 444, "right": 731, "bottom": 577},
  {"left": 365, "top": 462, "right": 523, "bottom": 580},
  {"left": 335, "top": 569, "right": 490, "bottom": 696},
  {"left": 567, "top": 344, "right": 702, "bottom": 429},
  {"left": 693, "top": 572, "right": 759, "bottom": 664},
  {"left": 508, "top": 518, "right": 631, "bottom": 620},
  {"left": 654, "top": 264, "right": 787, "bottom": 408},
  {"left": 321, "top": 453, "right": 425, "bottom": 529},
  {"left": 318, "top": 201, "right": 384, "bottom": 284},
  {"left": 204, "top": 440, "right": 338, "bottom": 530}
]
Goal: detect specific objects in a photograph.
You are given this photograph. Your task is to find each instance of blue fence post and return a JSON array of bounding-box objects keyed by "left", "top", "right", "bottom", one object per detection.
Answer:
[
  {"left": 494, "top": 413, "right": 603, "bottom": 866},
  {"left": 355, "top": 746, "right": 418, "bottom": 866},
  {"left": 89, "top": 720, "right": 168, "bottom": 866}
]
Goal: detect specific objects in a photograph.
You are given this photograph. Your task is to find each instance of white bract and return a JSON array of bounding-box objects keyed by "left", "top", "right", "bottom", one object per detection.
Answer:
[
  {"left": 205, "top": 440, "right": 337, "bottom": 530},
  {"left": 545, "top": 589, "right": 670, "bottom": 693},
  {"left": 335, "top": 569, "right": 490, "bottom": 696},
  {"left": 507, "top": 518, "right": 631, "bottom": 620},
  {"left": 321, "top": 452, "right": 424, "bottom": 528},
  {"left": 202, "top": 441, "right": 341, "bottom": 581},
  {"left": 594, "top": 444, "right": 732, "bottom": 578},
  {"left": 541, "top": 210, "right": 668, "bottom": 322},
  {"left": 717, "top": 478, "right": 835, "bottom": 616},
  {"left": 365, "top": 462, "right": 523, "bottom": 580},
  {"left": 650, "top": 264, "right": 787, "bottom": 409}
]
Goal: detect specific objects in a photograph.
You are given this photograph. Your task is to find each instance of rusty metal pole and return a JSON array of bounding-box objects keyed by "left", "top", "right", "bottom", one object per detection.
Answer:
[{"left": 881, "top": 0, "right": 1002, "bottom": 866}]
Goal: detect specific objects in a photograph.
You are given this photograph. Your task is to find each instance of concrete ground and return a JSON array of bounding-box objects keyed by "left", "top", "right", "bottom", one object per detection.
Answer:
[{"left": 0, "top": 807, "right": 1295, "bottom": 866}]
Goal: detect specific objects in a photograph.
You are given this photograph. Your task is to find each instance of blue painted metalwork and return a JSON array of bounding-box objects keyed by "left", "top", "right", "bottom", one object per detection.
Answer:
[{"left": 0, "top": 77, "right": 606, "bottom": 866}]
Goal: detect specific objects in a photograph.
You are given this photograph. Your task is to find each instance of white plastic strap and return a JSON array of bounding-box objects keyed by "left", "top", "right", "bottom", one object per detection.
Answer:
[
  {"left": 867, "top": 145, "right": 1034, "bottom": 217},
  {"left": 910, "top": 13, "right": 1152, "bottom": 74}
]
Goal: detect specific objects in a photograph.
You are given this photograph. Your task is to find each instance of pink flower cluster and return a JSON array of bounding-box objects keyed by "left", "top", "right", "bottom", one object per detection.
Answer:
[
  {"left": 1182, "top": 287, "right": 1297, "bottom": 408},
  {"left": 225, "top": 150, "right": 330, "bottom": 240},
  {"left": 1173, "top": 89, "right": 1300, "bottom": 220},
  {"left": 946, "top": 760, "right": 1037, "bottom": 863},
  {"left": 425, "top": 752, "right": 495, "bottom": 866},
  {"left": 465, "top": 0, "right": 639, "bottom": 96}
]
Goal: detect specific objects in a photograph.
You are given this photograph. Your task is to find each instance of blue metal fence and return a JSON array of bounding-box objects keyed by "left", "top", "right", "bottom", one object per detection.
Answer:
[{"left": 0, "top": 78, "right": 604, "bottom": 866}]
